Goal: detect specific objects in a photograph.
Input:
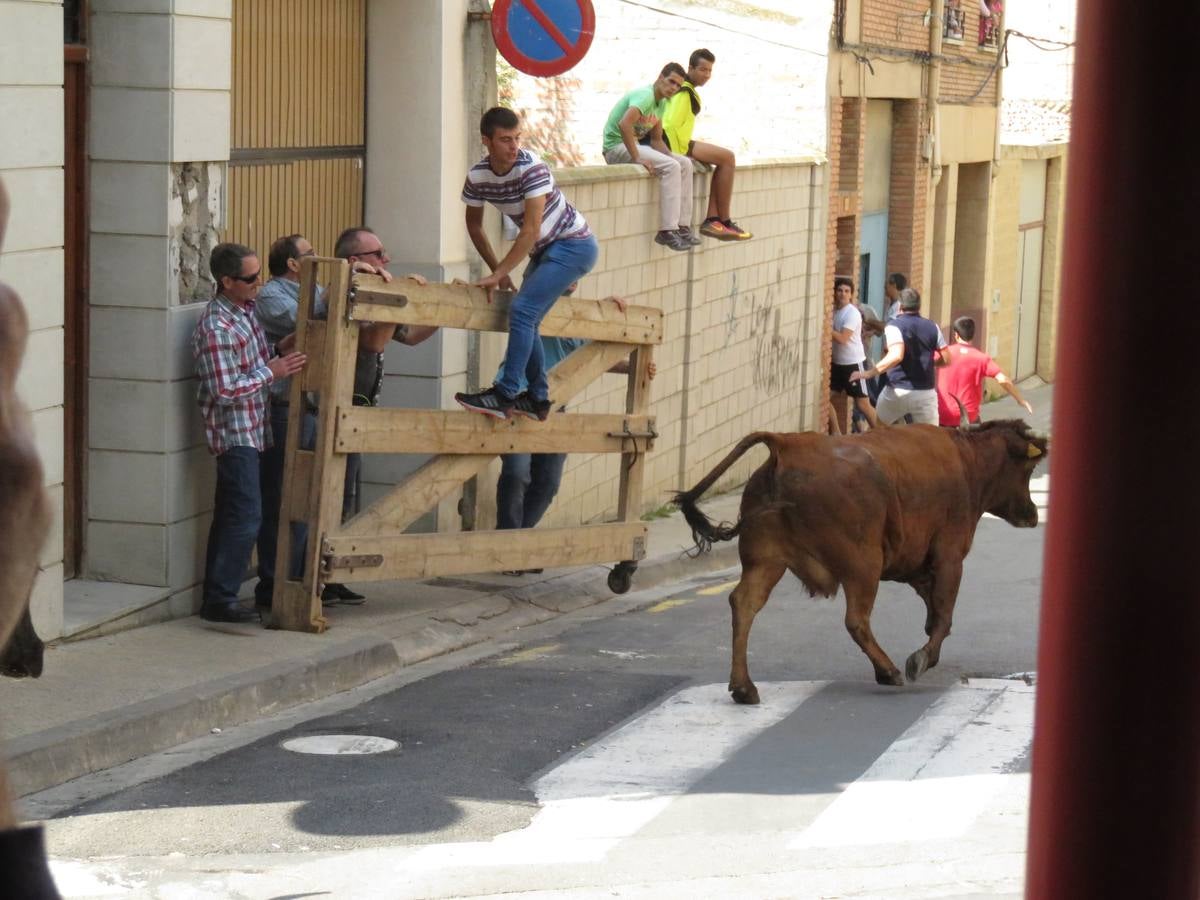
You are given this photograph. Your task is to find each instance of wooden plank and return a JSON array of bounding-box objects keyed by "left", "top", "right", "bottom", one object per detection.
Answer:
[
  {"left": 298, "top": 320, "right": 326, "bottom": 391},
  {"left": 288, "top": 448, "right": 316, "bottom": 521},
  {"left": 617, "top": 346, "right": 655, "bottom": 523},
  {"left": 323, "top": 522, "right": 648, "bottom": 582},
  {"left": 350, "top": 278, "right": 662, "bottom": 344},
  {"left": 271, "top": 257, "right": 356, "bottom": 632},
  {"left": 336, "top": 340, "right": 636, "bottom": 538},
  {"left": 335, "top": 408, "right": 657, "bottom": 455}
]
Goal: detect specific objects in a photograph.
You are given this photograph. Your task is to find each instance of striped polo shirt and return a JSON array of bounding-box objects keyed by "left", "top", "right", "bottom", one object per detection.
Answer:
[{"left": 461, "top": 148, "right": 591, "bottom": 255}]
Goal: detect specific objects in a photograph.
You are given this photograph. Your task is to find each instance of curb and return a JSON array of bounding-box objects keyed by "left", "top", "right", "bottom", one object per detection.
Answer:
[{"left": 10, "top": 540, "right": 740, "bottom": 798}]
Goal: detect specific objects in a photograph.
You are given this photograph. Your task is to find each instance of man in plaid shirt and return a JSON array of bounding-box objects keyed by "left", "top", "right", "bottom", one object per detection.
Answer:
[{"left": 192, "top": 243, "right": 307, "bottom": 623}]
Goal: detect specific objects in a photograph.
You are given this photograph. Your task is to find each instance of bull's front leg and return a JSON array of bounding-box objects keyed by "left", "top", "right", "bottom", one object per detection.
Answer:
[
  {"left": 727, "top": 560, "right": 786, "bottom": 705},
  {"left": 905, "top": 559, "right": 963, "bottom": 682},
  {"left": 844, "top": 577, "right": 904, "bottom": 686}
]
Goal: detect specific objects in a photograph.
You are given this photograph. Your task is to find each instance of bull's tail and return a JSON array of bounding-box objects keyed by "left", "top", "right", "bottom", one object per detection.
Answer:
[{"left": 672, "top": 432, "right": 778, "bottom": 554}]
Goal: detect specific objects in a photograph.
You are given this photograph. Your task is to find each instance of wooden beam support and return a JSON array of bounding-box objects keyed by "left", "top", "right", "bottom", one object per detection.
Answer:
[
  {"left": 350, "top": 277, "right": 663, "bottom": 344},
  {"left": 337, "top": 340, "right": 637, "bottom": 538},
  {"left": 271, "top": 257, "right": 356, "bottom": 633},
  {"left": 335, "top": 408, "right": 657, "bottom": 455},
  {"left": 618, "top": 345, "right": 655, "bottom": 523},
  {"left": 323, "top": 522, "right": 648, "bottom": 582}
]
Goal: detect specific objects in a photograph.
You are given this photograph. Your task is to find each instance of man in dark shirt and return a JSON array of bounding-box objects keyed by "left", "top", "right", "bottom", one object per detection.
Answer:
[{"left": 850, "top": 287, "right": 947, "bottom": 425}]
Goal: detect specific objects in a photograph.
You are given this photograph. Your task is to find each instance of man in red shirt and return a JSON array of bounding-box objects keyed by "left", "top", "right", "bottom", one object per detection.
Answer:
[{"left": 937, "top": 316, "right": 1033, "bottom": 425}]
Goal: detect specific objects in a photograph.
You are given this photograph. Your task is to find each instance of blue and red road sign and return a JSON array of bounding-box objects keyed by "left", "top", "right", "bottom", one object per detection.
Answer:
[{"left": 492, "top": 0, "right": 596, "bottom": 77}]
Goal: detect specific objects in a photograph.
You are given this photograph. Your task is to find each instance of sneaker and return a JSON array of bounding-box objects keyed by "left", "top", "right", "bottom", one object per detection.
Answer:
[
  {"left": 699, "top": 218, "right": 728, "bottom": 239},
  {"left": 654, "top": 229, "right": 689, "bottom": 252},
  {"left": 512, "top": 392, "right": 553, "bottom": 422},
  {"left": 676, "top": 226, "right": 702, "bottom": 247},
  {"left": 455, "top": 386, "right": 515, "bottom": 419},
  {"left": 200, "top": 604, "right": 260, "bottom": 624},
  {"left": 717, "top": 219, "right": 753, "bottom": 241},
  {"left": 323, "top": 582, "right": 366, "bottom": 605}
]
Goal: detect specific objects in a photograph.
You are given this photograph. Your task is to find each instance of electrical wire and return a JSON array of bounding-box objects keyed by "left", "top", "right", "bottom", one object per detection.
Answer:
[
  {"left": 1006, "top": 28, "right": 1075, "bottom": 51},
  {"left": 615, "top": 0, "right": 827, "bottom": 57}
]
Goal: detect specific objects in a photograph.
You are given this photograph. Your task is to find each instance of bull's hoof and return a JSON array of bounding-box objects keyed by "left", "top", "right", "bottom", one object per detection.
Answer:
[
  {"left": 730, "top": 683, "right": 761, "bottom": 705},
  {"left": 875, "top": 668, "right": 904, "bottom": 687},
  {"left": 905, "top": 649, "right": 929, "bottom": 682}
]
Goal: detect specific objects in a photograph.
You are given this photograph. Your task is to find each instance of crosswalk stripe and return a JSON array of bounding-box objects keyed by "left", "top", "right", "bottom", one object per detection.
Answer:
[
  {"left": 402, "top": 682, "right": 827, "bottom": 868},
  {"left": 790, "top": 679, "right": 1034, "bottom": 849}
]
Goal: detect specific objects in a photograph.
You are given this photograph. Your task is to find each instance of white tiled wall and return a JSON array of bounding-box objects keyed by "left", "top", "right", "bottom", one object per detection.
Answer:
[{"left": 0, "top": 0, "right": 66, "bottom": 636}]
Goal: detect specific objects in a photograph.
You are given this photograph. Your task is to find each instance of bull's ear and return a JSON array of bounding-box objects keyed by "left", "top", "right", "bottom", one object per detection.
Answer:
[{"left": 1026, "top": 443, "right": 1043, "bottom": 459}]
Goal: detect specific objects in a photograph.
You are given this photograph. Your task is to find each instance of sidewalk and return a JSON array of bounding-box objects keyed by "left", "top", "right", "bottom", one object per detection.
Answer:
[
  {"left": 1, "top": 380, "right": 1053, "bottom": 800},
  {"left": 0, "top": 492, "right": 744, "bottom": 798}
]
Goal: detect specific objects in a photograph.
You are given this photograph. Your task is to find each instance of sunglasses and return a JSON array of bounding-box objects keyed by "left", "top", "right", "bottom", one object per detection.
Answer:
[{"left": 230, "top": 270, "right": 260, "bottom": 284}]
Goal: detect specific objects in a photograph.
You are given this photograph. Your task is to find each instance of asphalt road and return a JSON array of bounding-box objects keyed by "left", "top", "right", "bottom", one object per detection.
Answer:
[{"left": 41, "top": 507, "right": 1045, "bottom": 899}]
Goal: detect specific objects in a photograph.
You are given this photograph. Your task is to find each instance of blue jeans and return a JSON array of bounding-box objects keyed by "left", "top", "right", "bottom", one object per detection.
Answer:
[
  {"left": 256, "top": 402, "right": 316, "bottom": 605},
  {"left": 203, "top": 446, "right": 262, "bottom": 609},
  {"left": 496, "top": 453, "right": 567, "bottom": 529},
  {"left": 495, "top": 234, "right": 598, "bottom": 402}
]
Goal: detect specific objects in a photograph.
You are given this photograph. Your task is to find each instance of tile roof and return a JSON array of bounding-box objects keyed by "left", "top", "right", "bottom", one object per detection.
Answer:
[{"left": 1001, "top": 98, "right": 1072, "bottom": 145}]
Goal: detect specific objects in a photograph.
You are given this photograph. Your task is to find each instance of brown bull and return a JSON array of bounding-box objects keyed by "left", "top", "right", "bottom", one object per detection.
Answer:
[{"left": 674, "top": 421, "right": 1047, "bottom": 704}]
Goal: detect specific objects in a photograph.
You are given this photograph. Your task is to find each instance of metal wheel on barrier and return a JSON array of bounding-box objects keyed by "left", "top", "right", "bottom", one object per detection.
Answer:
[{"left": 607, "top": 560, "right": 637, "bottom": 594}]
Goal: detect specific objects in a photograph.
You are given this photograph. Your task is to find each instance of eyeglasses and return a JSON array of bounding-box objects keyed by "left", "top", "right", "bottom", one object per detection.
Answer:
[
  {"left": 231, "top": 270, "right": 260, "bottom": 284},
  {"left": 356, "top": 248, "right": 386, "bottom": 260}
]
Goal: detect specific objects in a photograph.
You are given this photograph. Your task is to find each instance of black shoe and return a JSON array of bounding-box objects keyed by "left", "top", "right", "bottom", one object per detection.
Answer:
[
  {"left": 200, "top": 604, "right": 260, "bottom": 624},
  {"left": 324, "top": 582, "right": 366, "bottom": 605},
  {"left": 456, "top": 386, "right": 515, "bottom": 420},
  {"left": 654, "top": 229, "right": 689, "bottom": 252},
  {"left": 512, "top": 392, "right": 553, "bottom": 422}
]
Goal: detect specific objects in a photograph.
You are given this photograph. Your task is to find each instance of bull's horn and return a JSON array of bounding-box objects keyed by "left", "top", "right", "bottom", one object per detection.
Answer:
[{"left": 1027, "top": 443, "right": 1043, "bottom": 458}]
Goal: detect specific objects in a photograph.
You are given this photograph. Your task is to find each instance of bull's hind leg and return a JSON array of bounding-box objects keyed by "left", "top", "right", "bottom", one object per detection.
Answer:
[
  {"left": 905, "top": 559, "right": 963, "bottom": 682},
  {"left": 728, "top": 560, "right": 786, "bottom": 705},
  {"left": 844, "top": 577, "right": 904, "bottom": 686}
]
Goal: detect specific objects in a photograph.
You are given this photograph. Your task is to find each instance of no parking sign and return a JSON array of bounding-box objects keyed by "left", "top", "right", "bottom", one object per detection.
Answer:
[{"left": 492, "top": 0, "right": 596, "bottom": 77}]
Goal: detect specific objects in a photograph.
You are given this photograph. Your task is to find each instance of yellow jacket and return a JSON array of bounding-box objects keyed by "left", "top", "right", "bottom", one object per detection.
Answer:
[{"left": 662, "top": 82, "right": 702, "bottom": 154}]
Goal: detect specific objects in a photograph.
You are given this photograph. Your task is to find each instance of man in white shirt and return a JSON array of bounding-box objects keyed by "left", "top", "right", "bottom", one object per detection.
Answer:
[{"left": 830, "top": 275, "right": 877, "bottom": 434}]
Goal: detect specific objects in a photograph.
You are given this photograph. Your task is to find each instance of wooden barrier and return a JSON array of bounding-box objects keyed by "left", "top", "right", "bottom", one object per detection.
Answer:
[{"left": 269, "top": 257, "right": 660, "bottom": 632}]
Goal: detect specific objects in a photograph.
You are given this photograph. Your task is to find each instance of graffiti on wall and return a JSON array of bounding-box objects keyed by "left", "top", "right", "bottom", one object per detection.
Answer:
[{"left": 733, "top": 265, "right": 804, "bottom": 396}]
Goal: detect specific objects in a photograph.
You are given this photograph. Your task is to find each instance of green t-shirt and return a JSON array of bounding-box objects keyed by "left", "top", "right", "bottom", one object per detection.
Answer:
[{"left": 602, "top": 85, "right": 665, "bottom": 152}]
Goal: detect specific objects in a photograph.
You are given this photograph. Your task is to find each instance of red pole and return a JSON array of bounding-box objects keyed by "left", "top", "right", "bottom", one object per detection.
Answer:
[{"left": 1026, "top": 2, "right": 1200, "bottom": 897}]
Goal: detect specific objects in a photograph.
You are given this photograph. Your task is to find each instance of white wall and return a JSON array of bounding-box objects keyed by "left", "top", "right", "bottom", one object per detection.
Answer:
[{"left": 0, "top": 0, "right": 66, "bottom": 638}]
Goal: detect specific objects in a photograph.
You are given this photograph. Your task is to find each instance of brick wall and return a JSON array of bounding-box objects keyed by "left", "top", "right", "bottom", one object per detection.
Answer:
[
  {"left": 887, "top": 98, "right": 928, "bottom": 291},
  {"left": 938, "top": 2, "right": 1002, "bottom": 106},
  {"left": 507, "top": 159, "right": 828, "bottom": 527},
  {"left": 860, "top": 0, "right": 937, "bottom": 51}
]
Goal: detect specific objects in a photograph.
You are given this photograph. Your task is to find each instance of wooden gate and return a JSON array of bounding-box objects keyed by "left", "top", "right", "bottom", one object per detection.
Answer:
[{"left": 270, "top": 259, "right": 661, "bottom": 632}]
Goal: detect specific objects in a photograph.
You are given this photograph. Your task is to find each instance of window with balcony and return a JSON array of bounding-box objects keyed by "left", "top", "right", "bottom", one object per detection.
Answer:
[
  {"left": 943, "top": 0, "right": 965, "bottom": 42},
  {"left": 978, "top": 0, "right": 1003, "bottom": 49}
]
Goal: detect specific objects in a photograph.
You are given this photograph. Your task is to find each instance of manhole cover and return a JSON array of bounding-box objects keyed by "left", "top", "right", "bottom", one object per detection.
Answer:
[{"left": 281, "top": 734, "right": 400, "bottom": 755}]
